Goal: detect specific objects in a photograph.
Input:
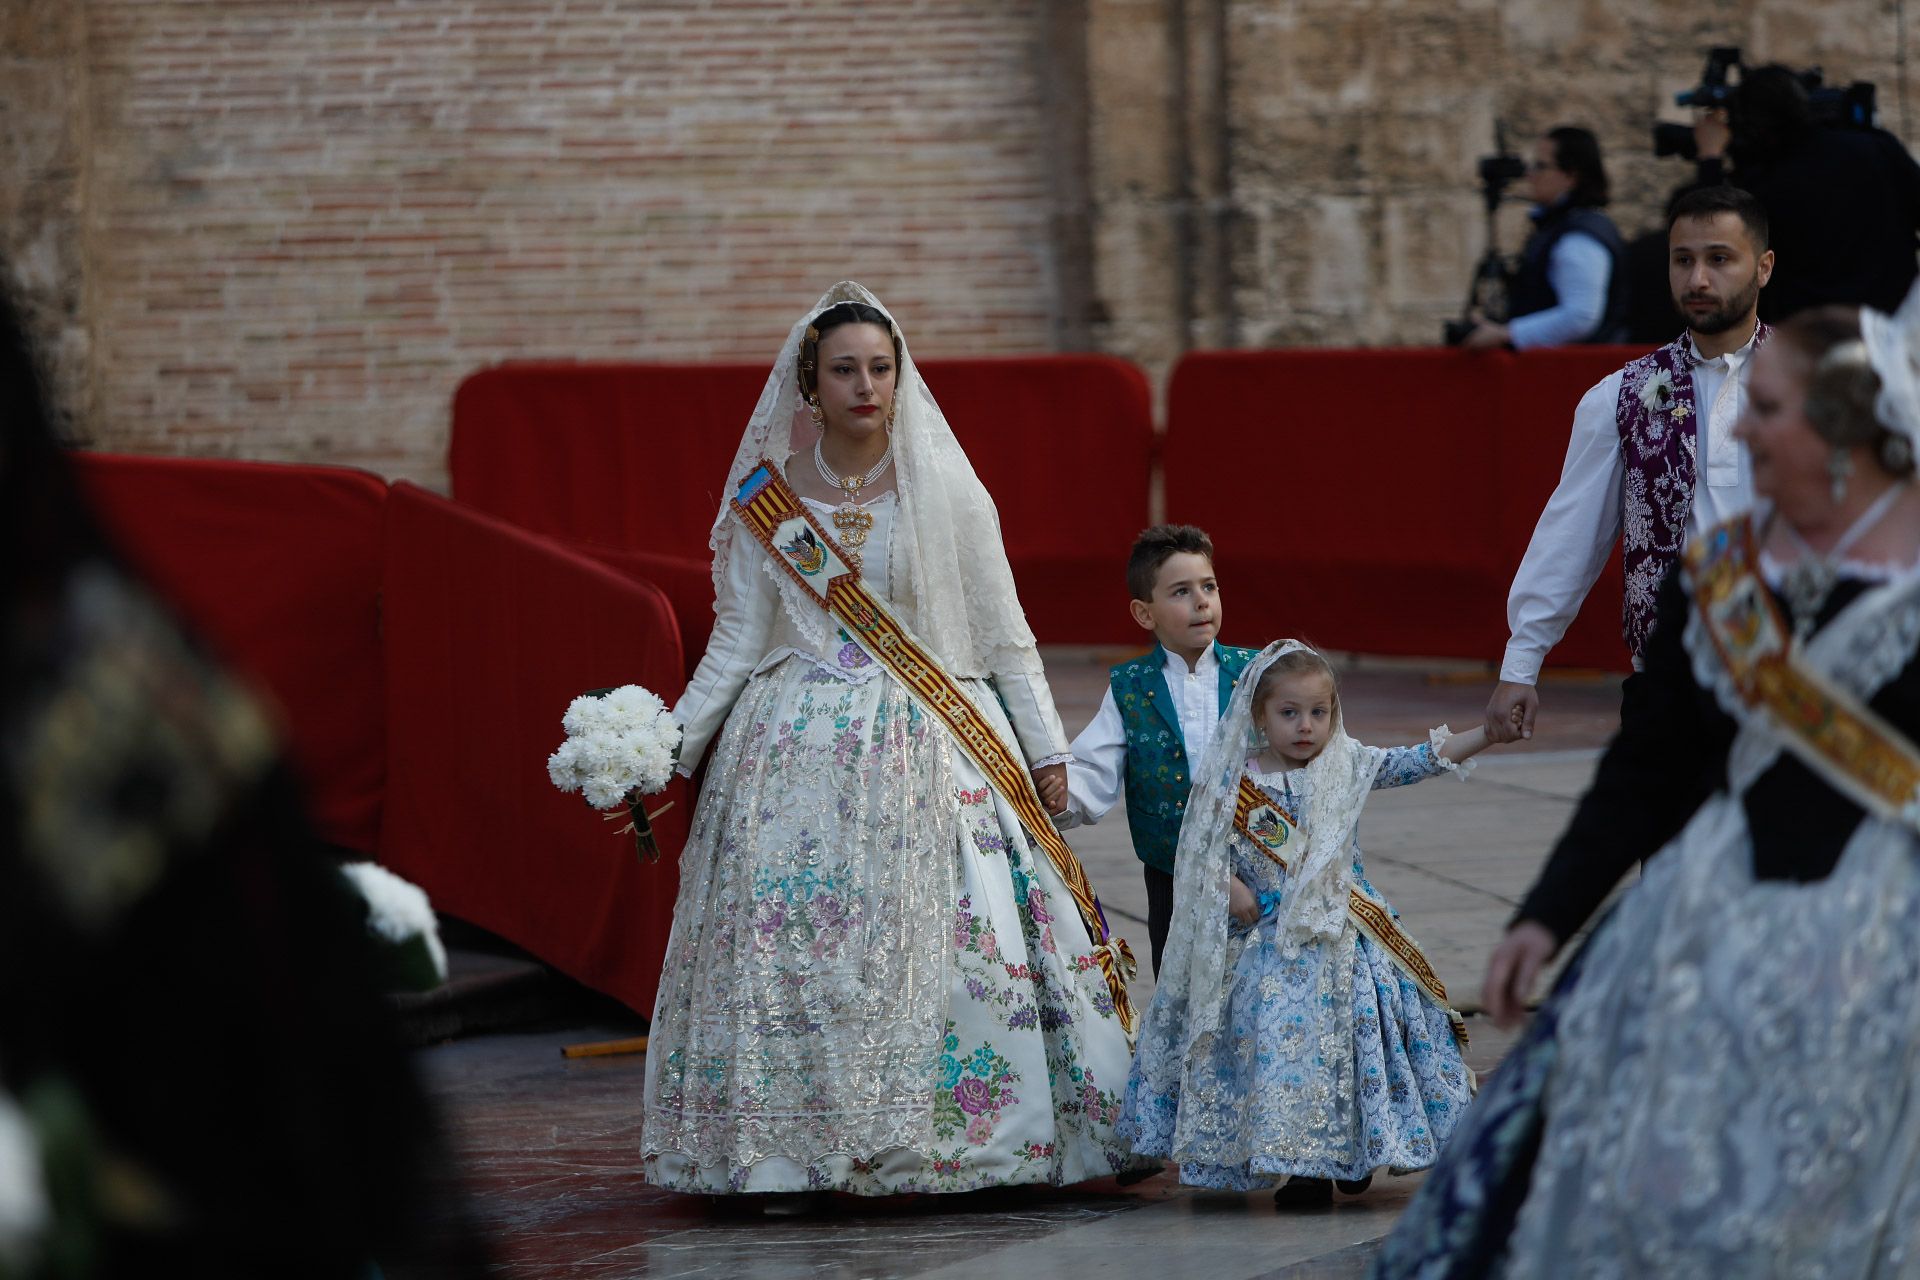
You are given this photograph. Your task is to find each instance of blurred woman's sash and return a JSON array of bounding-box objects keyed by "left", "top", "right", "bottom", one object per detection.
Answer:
[
  {"left": 1234, "top": 775, "right": 1467, "bottom": 1046},
  {"left": 1687, "top": 515, "right": 1920, "bottom": 830},
  {"left": 730, "top": 459, "right": 1139, "bottom": 1034}
]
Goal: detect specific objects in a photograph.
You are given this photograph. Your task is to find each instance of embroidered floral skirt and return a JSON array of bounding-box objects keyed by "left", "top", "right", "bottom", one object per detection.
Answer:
[
  {"left": 1374, "top": 794, "right": 1920, "bottom": 1278},
  {"left": 642, "top": 657, "right": 1139, "bottom": 1194},
  {"left": 1119, "top": 884, "right": 1472, "bottom": 1189}
]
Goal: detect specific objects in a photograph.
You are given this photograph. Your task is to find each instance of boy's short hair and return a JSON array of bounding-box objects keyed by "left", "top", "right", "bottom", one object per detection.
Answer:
[{"left": 1126, "top": 524, "right": 1214, "bottom": 602}]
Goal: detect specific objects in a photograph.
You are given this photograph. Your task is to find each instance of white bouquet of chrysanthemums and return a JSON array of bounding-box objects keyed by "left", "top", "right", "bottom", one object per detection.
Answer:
[{"left": 547, "top": 684, "right": 681, "bottom": 860}]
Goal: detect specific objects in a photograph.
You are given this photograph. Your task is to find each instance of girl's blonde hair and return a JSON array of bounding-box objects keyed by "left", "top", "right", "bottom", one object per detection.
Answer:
[{"left": 1251, "top": 645, "right": 1339, "bottom": 716}]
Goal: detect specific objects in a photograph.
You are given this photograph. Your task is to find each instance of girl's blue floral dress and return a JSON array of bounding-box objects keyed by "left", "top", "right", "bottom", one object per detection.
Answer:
[{"left": 1119, "top": 742, "right": 1474, "bottom": 1188}]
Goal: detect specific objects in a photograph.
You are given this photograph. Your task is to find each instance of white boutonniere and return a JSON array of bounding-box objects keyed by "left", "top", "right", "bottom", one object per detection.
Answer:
[{"left": 1639, "top": 368, "right": 1678, "bottom": 415}]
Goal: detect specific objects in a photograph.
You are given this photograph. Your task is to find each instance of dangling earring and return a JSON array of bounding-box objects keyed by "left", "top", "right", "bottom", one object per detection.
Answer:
[
  {"left": 1829, "top": 447, "right": 1853, "bottom": 505},
  {"left": 885, "top": 400, "right": 897, "bottom": 432},
  {"left": 807, "top": 396, "right": 824, "bottom": 428}
]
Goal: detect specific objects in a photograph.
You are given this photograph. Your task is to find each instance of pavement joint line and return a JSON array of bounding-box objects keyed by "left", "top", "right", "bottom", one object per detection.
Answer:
[
  {"left": 1467, "top": 776, "right": 1588, "bottom": 805},
  {"left": 1472, "top": 747, "right": 1603, "bottom": 766},
  {"left": 1363, "top": 852, "right": 1523, "bottom": 908}
]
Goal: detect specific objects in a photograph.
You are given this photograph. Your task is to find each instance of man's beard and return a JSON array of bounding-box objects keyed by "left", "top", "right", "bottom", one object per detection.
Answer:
[{"left": 1674, "top": 267, "right": 1762, "bottom": 336}]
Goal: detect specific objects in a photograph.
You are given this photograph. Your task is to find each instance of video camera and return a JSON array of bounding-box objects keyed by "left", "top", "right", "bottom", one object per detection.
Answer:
[
  {"left": 1442, "top": 124, "right": 1527, "bottom": 346},
  {"left": 1653, "top": 46, "right": 1878, "bottom": 160}
]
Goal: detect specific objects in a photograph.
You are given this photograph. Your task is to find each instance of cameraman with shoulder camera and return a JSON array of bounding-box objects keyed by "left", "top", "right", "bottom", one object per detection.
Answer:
[
  {"left": 1692, "top": 62, "right": 1920, "bottom": 319},
  {"left": 1462, "top": 127, "right": 1628, "bottom": 350}
]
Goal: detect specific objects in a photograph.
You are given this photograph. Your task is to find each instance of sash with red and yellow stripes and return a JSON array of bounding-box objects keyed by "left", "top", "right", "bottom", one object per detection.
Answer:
[
  {"left": 1234, "top": 776, "right": 1468, "bottom": 1047},
  {"left": 730, "top": 459, "right": 1139, "bottom": 1034},
  {"left": 1687, "top": 514, "right": 1920, "bottom": 828}
]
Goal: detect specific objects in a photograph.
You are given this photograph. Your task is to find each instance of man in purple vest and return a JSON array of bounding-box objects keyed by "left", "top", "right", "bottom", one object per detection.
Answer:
[{"left": 1485, "top": 185, "right": 1776, "bottom": 742}]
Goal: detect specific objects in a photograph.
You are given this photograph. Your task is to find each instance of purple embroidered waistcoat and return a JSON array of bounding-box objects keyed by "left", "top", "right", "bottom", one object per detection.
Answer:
[{"left": 1614, "top": 323, "right": 1770, "bottom": 659}]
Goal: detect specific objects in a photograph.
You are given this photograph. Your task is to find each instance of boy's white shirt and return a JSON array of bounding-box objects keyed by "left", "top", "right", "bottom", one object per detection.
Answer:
[{"left": 1062, "top": 644, "right": 1221, "bottom": 828}]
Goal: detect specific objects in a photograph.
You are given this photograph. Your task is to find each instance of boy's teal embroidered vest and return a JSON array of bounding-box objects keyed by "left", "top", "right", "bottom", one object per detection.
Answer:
[{"left": 1113, "top": 643, "right": 1257, "bottom": 873}]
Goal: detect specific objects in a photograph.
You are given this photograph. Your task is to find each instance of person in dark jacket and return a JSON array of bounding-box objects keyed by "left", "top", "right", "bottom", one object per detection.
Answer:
[
  {"left": 1463, "top": 126, "right": 1629, "bottom": 350},
  {"left": 1693, "top": 64, "right": 1920, "bottom": 322}
]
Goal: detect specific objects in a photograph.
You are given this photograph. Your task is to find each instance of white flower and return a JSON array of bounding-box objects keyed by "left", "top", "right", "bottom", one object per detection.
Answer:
[
  {"left": 547, "top": 738, "right": 586, "bottom": 791},
  {"left": 339, "top": 862, "right": 448, "bottom": 982},
  {"left": 600, "top": 684, "right": 666, "bottom": 724},
  {"left": 0, "top": 1091, "right": 49, "bottom": 1270},
  {"left": 1638, "top": 367, "right": 1677, "bottom": 414},
  {"left": 548, "top": 684, "right": 680, "bottom": 806},
  {"left": 561, "top": 693, "right": 615, "bottom": 737}
]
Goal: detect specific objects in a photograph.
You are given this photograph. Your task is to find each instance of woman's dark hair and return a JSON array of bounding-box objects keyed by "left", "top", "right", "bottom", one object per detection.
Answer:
[
  {"left": 797, "top": 301, "right": 902, "bottom": 400},
  {"left": 1547, "top": 126, "right": 1610, "bottom": 207},
  {"left": 1776, "top": 304, "right": 1915, "bottom": 478}
]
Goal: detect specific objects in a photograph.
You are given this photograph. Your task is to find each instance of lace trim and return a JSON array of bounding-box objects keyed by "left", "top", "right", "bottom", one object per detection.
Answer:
[
  {"left": 1028, "top": 752, "right": 1075, "bottom": 771},
  {"left": 1425, "top": 725, "right": 1475, "bottom": 780}
]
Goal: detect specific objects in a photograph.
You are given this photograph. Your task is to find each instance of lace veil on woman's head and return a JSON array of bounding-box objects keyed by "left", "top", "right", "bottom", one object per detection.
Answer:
[{"left": 705, "top": 282, "right": 1039, "bottom": 678}]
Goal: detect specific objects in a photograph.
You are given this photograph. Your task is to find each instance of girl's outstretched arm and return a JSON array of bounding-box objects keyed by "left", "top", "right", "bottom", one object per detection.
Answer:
[{"left": 1437, "top": 724, "right": 1492, "bottom": 764}]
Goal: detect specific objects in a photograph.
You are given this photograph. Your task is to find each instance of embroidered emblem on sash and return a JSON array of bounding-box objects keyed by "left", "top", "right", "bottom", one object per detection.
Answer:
[
  {"left": 1231, "top": 774, "right": 1468, "bottom": 1049},
  {"left": 779, "top": 527, "right": 827, "bottom": 576}
]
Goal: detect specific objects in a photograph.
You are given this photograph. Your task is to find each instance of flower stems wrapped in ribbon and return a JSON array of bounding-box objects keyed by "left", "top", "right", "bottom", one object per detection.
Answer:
[{"left": 546, "top": 685, "right": 681, "bottom": 862}]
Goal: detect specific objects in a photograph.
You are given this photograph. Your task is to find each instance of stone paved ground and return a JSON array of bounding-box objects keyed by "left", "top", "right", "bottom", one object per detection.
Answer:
[{"left": 416, "top": 648, "right": 1624, "bottom": 1278}]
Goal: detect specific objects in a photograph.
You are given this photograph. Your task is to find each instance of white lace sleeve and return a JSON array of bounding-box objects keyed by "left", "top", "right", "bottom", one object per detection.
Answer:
[
  {"left": 672, "top": 538, "right": 777, "bottom": 773},
  {"left": 991, "top": 666, "right": 1071, "bottom": 765}
]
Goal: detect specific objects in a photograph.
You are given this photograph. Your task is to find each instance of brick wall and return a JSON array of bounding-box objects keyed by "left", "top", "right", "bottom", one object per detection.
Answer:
[
  {"left": 73, "top": 0, "right": 1064, "bottom": 486},
  {"left": 3, "top": 1, "right": 1914, "bottom": 481}
]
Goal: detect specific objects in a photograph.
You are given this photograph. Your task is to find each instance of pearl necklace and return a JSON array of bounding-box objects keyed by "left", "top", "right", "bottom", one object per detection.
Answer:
[{"left": 813, "top": 437, "right": 893, "bottom": 565}]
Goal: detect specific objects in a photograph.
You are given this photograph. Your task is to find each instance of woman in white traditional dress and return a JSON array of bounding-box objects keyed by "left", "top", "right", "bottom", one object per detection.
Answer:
[
  {"left": 1372, "top": 286, "right": 1920, "bottom": 1276},
  {"left": 642, "top": 283, "right": 1140, "bottom": 1200}
]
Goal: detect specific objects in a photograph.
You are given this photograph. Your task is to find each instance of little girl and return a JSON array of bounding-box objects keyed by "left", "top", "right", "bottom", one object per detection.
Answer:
[{"left": 1117, "top": 640, "right": 1488, "bottom": 1206}]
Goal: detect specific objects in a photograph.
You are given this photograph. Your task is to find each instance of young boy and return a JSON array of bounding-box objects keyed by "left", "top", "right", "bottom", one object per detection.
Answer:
[{"left": 1062, "top": 524, "right": 1257, "bottom": 974}]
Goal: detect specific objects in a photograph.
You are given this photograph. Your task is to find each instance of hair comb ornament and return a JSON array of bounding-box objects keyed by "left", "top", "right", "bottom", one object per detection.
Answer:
[{"left": 1860, "top": 277, "right": 1920, "bottom": 454}]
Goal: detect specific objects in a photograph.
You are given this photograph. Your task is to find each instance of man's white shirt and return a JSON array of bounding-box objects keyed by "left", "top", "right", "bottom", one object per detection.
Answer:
[{"left": 1500, "top": 324, "right": 1763, "bottom": 685}]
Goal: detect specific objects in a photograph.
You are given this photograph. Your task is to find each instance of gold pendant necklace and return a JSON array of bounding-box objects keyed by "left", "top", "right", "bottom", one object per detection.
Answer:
[{"left": 814, "top": 438, "right": 892, "bottom": 568}]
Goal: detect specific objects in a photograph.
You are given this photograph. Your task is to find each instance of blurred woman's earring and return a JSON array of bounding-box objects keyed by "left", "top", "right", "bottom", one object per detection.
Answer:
[
  {"left": 808, "top": 396, "right": 825, "bottom": 428},
  {"left": 1830, "top": 448, "right": 1853, "bottom": 505},
  {"left": 886, "top": 401, "right": 897, "bottom": 432}
]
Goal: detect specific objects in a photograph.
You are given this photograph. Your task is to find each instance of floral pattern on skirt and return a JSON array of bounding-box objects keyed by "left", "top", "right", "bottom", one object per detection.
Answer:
[
  {"left": 643, "top": 656, "right": 1138, "bottom": 1194},
  {"left": 1119, "top": 747, "right": 1473, "bottom": 1188}
]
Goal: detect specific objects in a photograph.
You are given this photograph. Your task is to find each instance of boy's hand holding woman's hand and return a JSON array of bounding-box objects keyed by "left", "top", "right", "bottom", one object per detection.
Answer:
[{"left": 1031, "top": 763, "right": 1068, "bottom": 815}]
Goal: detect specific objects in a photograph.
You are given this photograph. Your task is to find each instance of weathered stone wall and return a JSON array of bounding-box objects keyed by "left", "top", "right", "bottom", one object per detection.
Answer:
[
  {"left": 1086, "top": 0, "right": 1920, "bottom": 373},
  {"left": 1, "top": 1, "right": 1912, "bottom": 478},
  {"left": 2, "top": 0, "right": 92, "bottom": 436}
]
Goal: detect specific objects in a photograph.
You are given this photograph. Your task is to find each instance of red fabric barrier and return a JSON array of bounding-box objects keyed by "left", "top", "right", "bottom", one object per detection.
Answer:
[
  {"left": 918, "top": 356, "right": 1154, "bottom": 644},
  {"left": 450, "top": 356, "right": 1156, "bottom": 651},
  {"left": 74, "top": 453, "right": 388, "bottom": 853},
  {"left": 379, "top": 483, "right": 689, "bottom": 1016},
  {"left": 1165, "top": 346, "right": 1651, "bottom": 670}
]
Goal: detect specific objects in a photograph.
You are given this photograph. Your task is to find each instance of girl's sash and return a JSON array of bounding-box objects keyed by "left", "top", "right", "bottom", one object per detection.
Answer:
[
  {"left": 730, "top": 460, "right": 1139, "bottom": 1034},
  {"left": 1685, "top": 515, "right": 1920, "bottom": 830},
  {"left": 1234, "top": 776, "right": 1469, "bottom": 1047}
]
